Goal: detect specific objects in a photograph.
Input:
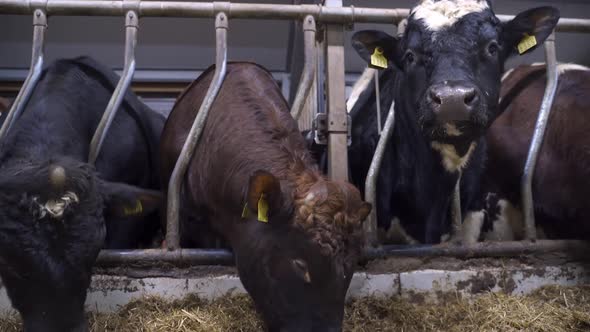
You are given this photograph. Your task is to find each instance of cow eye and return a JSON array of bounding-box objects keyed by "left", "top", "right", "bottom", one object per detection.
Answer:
[{"left": 486, "top": 41, "right": 499, "bottom": 57}]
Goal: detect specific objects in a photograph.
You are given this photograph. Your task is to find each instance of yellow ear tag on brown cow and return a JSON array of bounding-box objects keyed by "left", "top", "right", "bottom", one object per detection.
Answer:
[
  {"left": 241, "top": 203, "right": 250, "bottom": 219},
  {"left": 517, "top": 34, "right": 537, "bottom": 55},
  {"left": 257, "top": 193, "right": 269, "bottom": 223},
  {"left": 371, "top": 47, "right": 388, "bottom": 69},
  {"left": 123, "top": 200, "right": 143, "bottom": 216}
]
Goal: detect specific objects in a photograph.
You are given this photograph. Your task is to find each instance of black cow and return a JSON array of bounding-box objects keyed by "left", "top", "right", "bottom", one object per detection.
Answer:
[
  {"left": 0, "top": 57, "right": 163, "bottom": 332},
  {"left": 348, "top": 0, "right": 559, "bottom": 244}
]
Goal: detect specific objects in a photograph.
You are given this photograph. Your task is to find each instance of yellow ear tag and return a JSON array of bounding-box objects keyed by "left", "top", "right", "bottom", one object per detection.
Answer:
[
  {"left": 123, "top": 200, "right": 143, "bottom": 216},
  {"left": 370, "top": 47, "right": 388, "bottom": 69},
  {"left": 241, "top": 203, "right": 250, "bottom": 219},
  {"left": 518, "top": 34, "right": 537, "bottom": 55},
  {"left": 257, "top": 193, "right": 269, "bottom": 223}
]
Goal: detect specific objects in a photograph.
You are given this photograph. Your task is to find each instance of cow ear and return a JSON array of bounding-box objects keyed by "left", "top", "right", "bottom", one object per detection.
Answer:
[
  {"left": 501, "top": 7, "right": 560, "bottom": 57},
  {"left": 100, "top": 181, "right": 162, "bottom": 218},
  {"left": 246, "top": 170, "right": 282, "bottom": 223},
  {"left": 358, "top": 202, "right": 372, "bottom": 222},
  {"left": 352, "top": 30, "right": 402, "bottom": 70}
]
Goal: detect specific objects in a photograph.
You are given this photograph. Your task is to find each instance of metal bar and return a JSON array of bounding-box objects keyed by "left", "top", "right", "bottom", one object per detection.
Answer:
[
  {"left": 290, "top": 15, "right": 316, "bottom": 120},
  {"left": 0, "top": 1, "right": 410, "bottom": 23},
  {"left": 374, "top": 70, "right": 382, "bottom": 135},
  {"left": 96, "top": 248, "right": 234, "bottom": 266},
  {"left": 346, "top": 67, "right": 375, "bottom": 113},
  {"left": 1, "top": 2, "right": 588, "bottom": 32},
  {"left": 521, "top": 32, "right": 559, "bottom": 241},
  {"left": 0, "top": 9, "right": 46, "bottom": 143},
  {"left": 166, "top": 12, "right": 228, "bottom": 250},
  {"left": 363, "top": 100, "right": 395, "bottom": 247},
  {"left": 363, "top": 240, "right": 589, "bottom": 260},
  {"left": 88, "top": 10, "right": 138, "bottom": 164},
  {"left": 451, "top": 174, "right": 462, "bottom": 239},
  {"left": 94, "top": 239, "right": 589, "bottom": 266}
]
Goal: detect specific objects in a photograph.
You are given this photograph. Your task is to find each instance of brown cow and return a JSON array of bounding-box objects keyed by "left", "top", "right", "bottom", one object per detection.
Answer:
[
  {"left": 463, "top": 63, "right": 590, "bottom": 242},
  {"left": 159, "top": 62, "right": 371, "bottom": 332},
  {"left": 0, "top": 97, "right": 9, "bottom": 115}
]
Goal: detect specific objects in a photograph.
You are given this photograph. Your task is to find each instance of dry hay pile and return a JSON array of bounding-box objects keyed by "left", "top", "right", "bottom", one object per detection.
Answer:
[{"left": 1, "top": 285, "right": 589, "bottom": 331}]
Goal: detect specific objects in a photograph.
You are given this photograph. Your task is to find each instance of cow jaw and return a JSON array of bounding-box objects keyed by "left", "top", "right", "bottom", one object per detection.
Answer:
[
  {"left": 412, "top": 0, "right": 490, "bottom": 32},
  {"left": 430, "top": 141, "right": 477, "bottom": 173}
]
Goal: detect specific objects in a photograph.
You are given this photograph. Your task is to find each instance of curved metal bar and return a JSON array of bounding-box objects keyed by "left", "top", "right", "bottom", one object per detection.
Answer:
[
  {"left": 0, "top": 9, "right": 46, "bottom": 143},
  {"left": 521, "top": 32, "right": 559, "bottom": 241},
  {"left": 88, "top": 10, "right": 138, "bottom": 164},
  {"left": 166, "top": 12, "right": 228, "bottom": 250},
  {"left": 363, "top": 98, "right": 395, "bottom": 247},
  {"left": 291, "top": 15, "right": 316, "bottom": 120}
]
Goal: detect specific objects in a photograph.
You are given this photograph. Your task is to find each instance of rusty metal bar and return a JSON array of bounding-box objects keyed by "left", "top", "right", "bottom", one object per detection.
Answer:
[
  {"left": 88, "top": 9, "right": 138, "bottom": 164},
  {"left": 291, "top": 15, "right": 316, "bottom": 120},
  {"left": 521, "top": 32, "right": 559, "bottom": 241},
  {"left": 94, "top": 240, "right": 589, "bottom": 266},
  {"left": 166, "top": 12, "right": 228, "bottom": 250},
  {"left": 0, "top": 9, "right": 46, "bottom": 143},
  {"left": 363, "top": 240, "right": 589, "bottom": 260}
]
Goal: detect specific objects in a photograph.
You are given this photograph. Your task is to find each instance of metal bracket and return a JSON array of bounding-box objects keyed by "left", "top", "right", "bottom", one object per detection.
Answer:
[{"left": 313, "top": 112, "right": 351, "bottom": 146}]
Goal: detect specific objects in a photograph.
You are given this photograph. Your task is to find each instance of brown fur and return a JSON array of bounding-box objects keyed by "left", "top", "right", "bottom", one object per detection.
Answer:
[
  {"left": 0, "top": 97, "right": 9, "bottom": 114},
  {"left": 486, "top": 64, "right": 590, "bottom": 238}
]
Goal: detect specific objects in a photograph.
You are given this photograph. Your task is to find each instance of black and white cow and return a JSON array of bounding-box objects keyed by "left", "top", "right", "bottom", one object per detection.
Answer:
[
  {"left": 349, "top": 0, "right": 559, "bottom": 243},
  {"left": 0, "top": 57, "right": 164, "bottom": 331}
]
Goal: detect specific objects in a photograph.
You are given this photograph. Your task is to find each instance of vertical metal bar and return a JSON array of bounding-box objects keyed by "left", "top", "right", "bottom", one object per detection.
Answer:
[
  {"left": 451, "top": 174, "right": 462, "bottom": 238},
  {"left": 291, "top": 15, "right": 316, "bottom": 120},
  {"left": 521, "top": 32, "right": 559, "bottom": 241},
  {"left": 364, "top": 100, "right": 395, "bottom": 247},
  {"left": 324, "top": 0, "right": 348, "bottom": 181},
  {"left": 0, "top": 9, "right": 46, "bottom": 143},
  {"left": 166, "top": 12, "right": 228, "bottom": 250},
  {"left": 374, "top": 70, "right": 382, "bottom": 135},
  {"left": 88, "top": 10, "right": 138, "bottom": 164}
]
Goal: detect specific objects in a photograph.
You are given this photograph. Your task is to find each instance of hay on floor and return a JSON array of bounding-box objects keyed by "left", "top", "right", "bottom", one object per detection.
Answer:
[{"left": 1, "top": 285, "right": 589, "bottom": 332}]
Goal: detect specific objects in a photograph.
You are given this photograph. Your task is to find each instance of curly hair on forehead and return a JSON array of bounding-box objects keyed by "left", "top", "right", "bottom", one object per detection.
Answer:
[{"left": 291, "top": 173, "right": 365, "bottom": 257}]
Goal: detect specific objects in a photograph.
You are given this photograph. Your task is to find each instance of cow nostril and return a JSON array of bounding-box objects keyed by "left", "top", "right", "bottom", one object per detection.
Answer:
[
  {"left": 429, "top": 89, "right": 442, "bottom": 105},
  {"left": 463, "top": 89, "right": 477, "bottom": 106}
]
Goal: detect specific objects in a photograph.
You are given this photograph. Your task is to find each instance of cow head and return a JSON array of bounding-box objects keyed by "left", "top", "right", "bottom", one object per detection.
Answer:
[
  {"left": 352, "top": 0, "right": 559, "bottom": 172},
  {"left": 233, "top": 170, "right": 371, "bottom": 332},
  {"left": 0, "top": 158, "right": 160, "bottom": 332}
]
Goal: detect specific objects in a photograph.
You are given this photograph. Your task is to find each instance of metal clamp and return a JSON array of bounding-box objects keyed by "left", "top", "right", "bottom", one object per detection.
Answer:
[
  {"left": 521, "top": 31, "right": 559, "bottom": 241},
  {"left": 0, "top": 9, "right": 46, "bottom": 144},
  {"left": 88, "top": 9, "right": 139, "bottom": 164},
  {"left": 313, "top": 112, "right": 351, "bottom": 146},
  {"left": 166, "top": 12, "right": 229, "bottom": 251},
  {"left": 290, "top": 15, "right": 316, "bottom": 120}
]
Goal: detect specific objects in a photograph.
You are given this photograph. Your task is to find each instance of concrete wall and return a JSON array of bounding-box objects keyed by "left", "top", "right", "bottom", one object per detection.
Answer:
[{"left": 1, "top": 0, "right": 589, "bottom": 75}]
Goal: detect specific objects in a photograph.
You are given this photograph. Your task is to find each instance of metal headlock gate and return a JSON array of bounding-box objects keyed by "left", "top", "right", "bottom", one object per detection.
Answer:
[{"left": 1, "top": 0, "right": 590, "bottom": 267}]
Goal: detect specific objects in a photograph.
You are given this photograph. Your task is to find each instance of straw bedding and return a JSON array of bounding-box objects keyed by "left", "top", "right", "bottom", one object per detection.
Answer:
[{"left": 1, "top": 285, "right": 589, "bottom": 331}]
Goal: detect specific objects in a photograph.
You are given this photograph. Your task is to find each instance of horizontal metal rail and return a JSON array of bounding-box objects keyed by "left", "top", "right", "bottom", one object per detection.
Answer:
[
  {"left": 94, "top": 240, "right": 590, "bottom": 266},
  {"left": 0, "top": 2, "right": 589, "bottom": 33}
]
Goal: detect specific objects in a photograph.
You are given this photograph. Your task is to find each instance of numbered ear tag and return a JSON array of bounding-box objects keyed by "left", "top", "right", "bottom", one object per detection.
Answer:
[
  {"left": 518, "top": 34, "right": 537, "bottom": 55},
  {"left": 371, "top": 47, "right": 388, "bottom": 69},
  {"left": 123, "top": 200, "right": 143, "bottom": 216},
  {"left": 257, "top": 193, "right": 269, "bottom": 223}
]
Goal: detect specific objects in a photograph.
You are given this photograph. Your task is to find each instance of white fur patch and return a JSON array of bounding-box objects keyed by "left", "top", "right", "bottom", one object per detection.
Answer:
[
  {"left": 460, "top": 210, "right": 485, "bottom": 245},
  {"left": 431, "top": 141, "right": 477, "bottom": 173},
  {"left": 483, "top": 199, "right": 522, "bottom": 241},
  {"left": 32, "top": 191, "right": 79, "bottom": 219},
  {"left": 411, "top": 0, "right": 489, "bottom": 32},
  {"left": 444, "top": 123, "right": 462, "bottom": 136}
]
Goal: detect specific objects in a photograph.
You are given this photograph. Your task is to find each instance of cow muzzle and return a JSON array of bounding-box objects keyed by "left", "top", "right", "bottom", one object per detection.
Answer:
[{"left": 426, "top": 81, "right": 480, "bottom": 122}]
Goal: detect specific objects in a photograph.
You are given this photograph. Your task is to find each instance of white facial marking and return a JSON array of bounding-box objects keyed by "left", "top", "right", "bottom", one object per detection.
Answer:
[
  {"left": 460, "top": 210, "right": 485, "bottom": 244},
  {"left": 411, "top": 0, "right": 489, "bottom": 32},
  {"left": 443, "top": 123, "right": 462, "bottom": 137},
  {"left": 430, "top": 141, "right": 477, "bottom": 173},
  {"left": 304, "top": 192, "right": 315, "bottom": 203},
  {"left": 483, "top": 199, "right": 523, "bottom": 241}
]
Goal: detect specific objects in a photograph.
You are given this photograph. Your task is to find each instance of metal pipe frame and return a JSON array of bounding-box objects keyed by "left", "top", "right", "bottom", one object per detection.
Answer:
[
  {"left": 363, "top": 100, "right": 395, "bottom": 247},
  {"left": 0, "top": 2, "right": 589, "bottom": 33},
  {"left": 0, "top": 9, "right": 46, "bottom": 143},
  {"left": 451, "top": 174, "right": 462, "bottom": 239},
  {"left": 88, "top": 9, "right": 138, "bottom": 164},
  {"left": 521, "top": 32, "right": 560, "bottom": 241},
  {"left": 166, "top": 11, "right": 228, "bottom": 250},
  {"left": 290, "top": 15, "right": 316, "bottom": 120},
  {"left": 94, "top": 239, "right": 590, "bottom": 266}
]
